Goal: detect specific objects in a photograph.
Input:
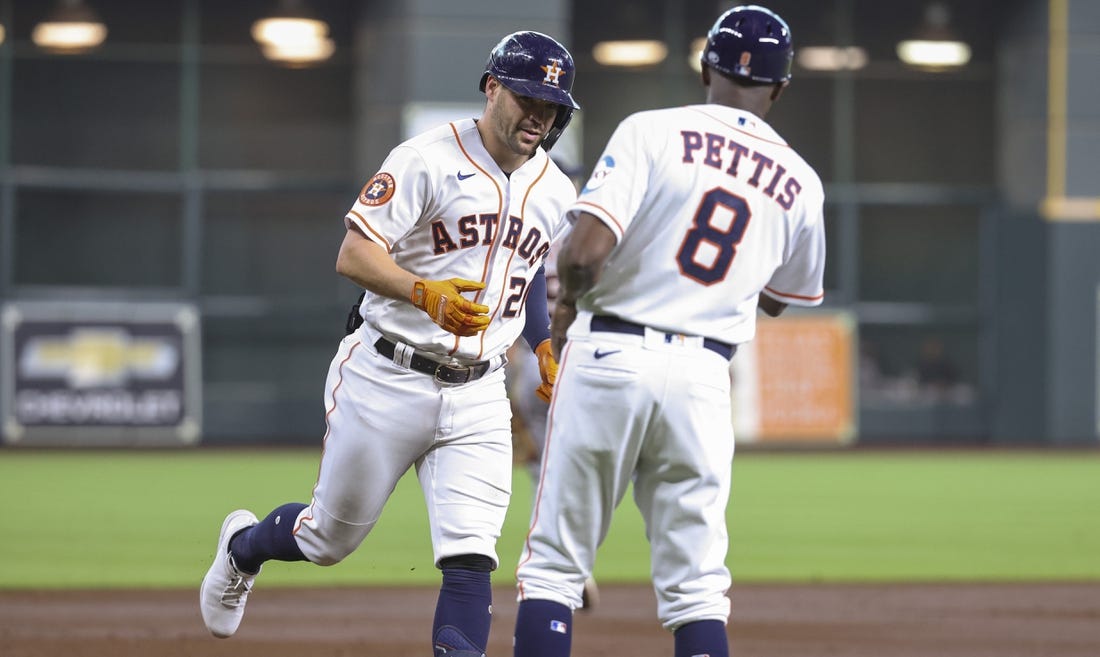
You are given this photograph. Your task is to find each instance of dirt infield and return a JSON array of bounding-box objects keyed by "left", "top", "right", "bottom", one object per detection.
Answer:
[{"left": 3, "top": 583, "right": 1099, "bottom": 657}]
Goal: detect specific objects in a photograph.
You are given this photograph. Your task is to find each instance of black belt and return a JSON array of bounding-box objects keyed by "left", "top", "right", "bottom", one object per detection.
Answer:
[
  {"left": 590, "top": 315, "right": 736, "bottom": 360},
  {"left": 374, "top": 337, "right": 493, "bottom": 384}
]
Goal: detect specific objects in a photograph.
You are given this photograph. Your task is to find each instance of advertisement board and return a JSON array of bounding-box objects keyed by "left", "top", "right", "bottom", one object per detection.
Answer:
[
  {"left": 731, "top": 311, "right": 856, "bottom": 444},
  {"left": 1, "top": 301, "right": 201, "bottom": 446}
]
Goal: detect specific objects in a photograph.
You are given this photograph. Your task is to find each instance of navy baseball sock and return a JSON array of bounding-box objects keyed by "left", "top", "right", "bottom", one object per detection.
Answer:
[
  {"left": 673, "top": 619, "right": 729, "bottom": 657},
  {"left": 228, "top": 502, "right": 308, "bottom": 574},
  {"left": 513, "top": 599, "right": 572, "bottom": 657},
  {"left": 432, "top": 567, "right": 492, "bottom": 656}
]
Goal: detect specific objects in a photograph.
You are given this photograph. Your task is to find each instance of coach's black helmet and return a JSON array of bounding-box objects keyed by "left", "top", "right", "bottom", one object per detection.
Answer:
[
  {"left": 701, "top": 5, "right": 793, "bottom": 84},
  {"left": 479, "top": 31, "right": 579, "bottom": 151}
]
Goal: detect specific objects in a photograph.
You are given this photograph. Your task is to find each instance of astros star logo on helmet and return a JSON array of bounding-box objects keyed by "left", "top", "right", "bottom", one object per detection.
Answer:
[{"left": 541, "top": 58, "right": 564, "bottom": 86}]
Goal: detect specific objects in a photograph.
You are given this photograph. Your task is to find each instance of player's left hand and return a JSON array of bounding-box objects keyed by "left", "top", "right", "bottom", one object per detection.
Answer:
[{"left": 534, "top": 338, "right": 558, "bottom": 403}]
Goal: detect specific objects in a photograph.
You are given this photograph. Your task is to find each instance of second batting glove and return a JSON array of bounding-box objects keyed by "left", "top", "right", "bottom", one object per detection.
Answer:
[{"left": 534, "top": 338, "right": 559, "bottom": 403}]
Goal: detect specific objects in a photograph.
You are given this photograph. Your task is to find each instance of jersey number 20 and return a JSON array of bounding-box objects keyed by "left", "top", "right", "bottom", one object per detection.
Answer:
[{"left": 676, "top": 187, "right": 751, "bottom": 285}]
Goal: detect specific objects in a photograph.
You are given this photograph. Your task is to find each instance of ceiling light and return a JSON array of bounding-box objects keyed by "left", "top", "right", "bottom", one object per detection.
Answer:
[
  {"left": 252, "top": 0, "right": 333, "bottom": 66},
  {"left": 688, "top": 36, "right": 707, "bottom": 73},
  {"left": 262, "top": 37, "right": 336, "bottom": 68},
  {"left": 251, "top": 16, "right": 327, "bottom": 47},
  {"left": 797, "top": 46, "right": 868, "bottom": 72},
  {"left": 32, "top": 0, "right": 108, "bottom": 54},
  {"left": 897, "top": 2, "right": 971, "bottom": 70},
  {"left": 593, "top": 40, "right": 668, "bottom": 67},
  {"left": 897, "top": 40, "right": 970, "bottom": 68}
]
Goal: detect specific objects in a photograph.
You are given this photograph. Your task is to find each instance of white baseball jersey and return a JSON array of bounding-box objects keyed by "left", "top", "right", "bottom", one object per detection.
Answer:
[
  {"left": 569, "top": 104, "right": 826, "bottom": 345},
  {"left": 345, "top": 118, "right": 576, "bottom": 362},
  {"left": 292, "top": 120, "right": 575, "bottom": 573},
  {"left": 516, "top": 104, "right": 827, "bottom": 626}
]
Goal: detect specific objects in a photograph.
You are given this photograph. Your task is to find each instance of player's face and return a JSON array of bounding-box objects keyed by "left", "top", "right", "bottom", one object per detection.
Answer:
[{"left": 486, "top": 80, "right": 559, "bottom": 158}]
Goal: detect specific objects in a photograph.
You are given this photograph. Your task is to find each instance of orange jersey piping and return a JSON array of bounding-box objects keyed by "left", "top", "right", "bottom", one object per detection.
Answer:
[
  {"left": 764, "top": 285, "right": 824, "bottom": 301},
  {"left": 574, "top": 200, "right": 625, "bottom": 236},
  {"left": 449, "top": 121, "right": 503, "bottom": 356},
  {"left": 294, "top": 340, "right": 359, "bottom": 536},
  {"left": 346, "top": 210, "right": 392, "bottom": 252},
  {"left": 516, "top": 340, "right": 572, "bottom": 599}
]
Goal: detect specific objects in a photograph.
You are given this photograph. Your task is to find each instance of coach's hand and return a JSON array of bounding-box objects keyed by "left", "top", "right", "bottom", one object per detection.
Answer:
[
  {"left": 411, "top": 278, "right": 491, "bottom": 336},
  {"left": 534, "top": 338, "right": 558, "bottom": 403}
]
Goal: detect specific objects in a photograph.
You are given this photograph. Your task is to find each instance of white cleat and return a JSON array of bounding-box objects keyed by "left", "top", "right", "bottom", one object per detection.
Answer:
[{"left": 200, "top": 509, "right": 260, "bottom": 638}]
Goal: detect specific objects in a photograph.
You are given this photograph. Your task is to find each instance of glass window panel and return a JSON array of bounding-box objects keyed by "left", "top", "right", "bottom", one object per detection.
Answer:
[
  {"left": 853, "top": 0, "right": 997, "bottom": 65},
  {"left": 198, "top": 62, "right": 351, "bottom": 173},
  {"left": 853, "top": 78, "right": 994, "bottom": 184},
  {"left": 572, "top": 69, "right": 669, "bottom": 168},
  {"left": 201, "top": 327, "right": 333, "bottom": 440},
  {"left": 766, "top": 76, "right": 834, "bottom": 182},
  {"left": 858, "top": 204, "right": 980, "bottom": 304},
  {"left": 203, "top": 325, "right": 336, "bottom": 389},
  {"left": 859, "top": 324, "right": 979, "bottom": 407},
  {"left": 11, "top": 59, "right": 180, "bottom": 169},
  {"left": 14, "top": 189, "right": 183, "bottom": 287},
  {"left": 201, "top": 190, "right": 351, "bottom": 297},
  {"left": 848, "top": 0, "right": 997, "bottom": 186},
  {"left": 196, "top": 1, "right": 354, "bottom": 173}
]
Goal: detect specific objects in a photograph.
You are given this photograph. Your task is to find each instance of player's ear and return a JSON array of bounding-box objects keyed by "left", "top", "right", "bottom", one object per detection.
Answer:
[{"left": 482, "top": 75, "right": 499, "bottom": 98}]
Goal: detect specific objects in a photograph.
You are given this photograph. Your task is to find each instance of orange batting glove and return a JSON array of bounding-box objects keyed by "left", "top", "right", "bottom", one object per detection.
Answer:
[
  {"left": 534, "top": 338, "right": 558, "bottom": 403},
  {"left": 411, "top": 278, "right": 491, "bottom": 337}
]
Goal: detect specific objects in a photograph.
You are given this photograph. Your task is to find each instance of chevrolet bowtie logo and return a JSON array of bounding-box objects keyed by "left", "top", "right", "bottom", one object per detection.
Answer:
[{"left": 20, "top": 328, "right": 179, "bottom": 388}]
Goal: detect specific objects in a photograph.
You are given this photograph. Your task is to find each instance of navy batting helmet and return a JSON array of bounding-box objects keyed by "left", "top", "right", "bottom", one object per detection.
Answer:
[
  {"left": 479, "top": 31, "right": 579, "bottom": 151},
  {"left": 701, "top": 5, "right": 793, "bottom": 84}
]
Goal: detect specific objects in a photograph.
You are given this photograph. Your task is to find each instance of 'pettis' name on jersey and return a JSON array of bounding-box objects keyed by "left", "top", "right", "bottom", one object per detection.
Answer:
[{"left": 680, "top": 130, "right": 802, "bottom": 211}]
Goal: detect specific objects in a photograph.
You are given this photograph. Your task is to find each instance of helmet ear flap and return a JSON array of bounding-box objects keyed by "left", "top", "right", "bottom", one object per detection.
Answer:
[{"left": 541, "top": 107, "right": 574, "bottom": 152}]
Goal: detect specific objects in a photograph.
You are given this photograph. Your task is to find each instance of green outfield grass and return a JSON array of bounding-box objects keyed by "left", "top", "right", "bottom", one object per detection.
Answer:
[{"left": 0, "top": 448, "right": 1097, "bottom": 589}]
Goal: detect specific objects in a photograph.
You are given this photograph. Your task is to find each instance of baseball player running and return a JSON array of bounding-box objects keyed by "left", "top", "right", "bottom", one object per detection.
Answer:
[
  {"left": 200, "top": 31, "right": 580, "bottom": 657},
  {"left": 512, "top": 6, "right": 825, "bottom": 657}
]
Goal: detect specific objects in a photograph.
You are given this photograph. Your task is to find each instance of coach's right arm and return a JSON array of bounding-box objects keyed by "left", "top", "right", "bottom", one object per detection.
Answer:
[{"left": 551, "top": 212, "right": 618, "bottom": 360}]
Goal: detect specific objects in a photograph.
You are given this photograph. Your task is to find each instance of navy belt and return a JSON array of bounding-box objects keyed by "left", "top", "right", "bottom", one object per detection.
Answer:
[
  {"left": 590, "top": 315, "right": 736, "bottom": 360},
  {"left": 374, "top": 337, "right": 492, "bottom": 384}
]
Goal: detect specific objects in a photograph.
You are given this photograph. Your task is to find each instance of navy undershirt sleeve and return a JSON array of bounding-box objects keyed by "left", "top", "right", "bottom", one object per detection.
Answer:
[{"left": 521, "top": 266, "right": 551, "bottom": 350}]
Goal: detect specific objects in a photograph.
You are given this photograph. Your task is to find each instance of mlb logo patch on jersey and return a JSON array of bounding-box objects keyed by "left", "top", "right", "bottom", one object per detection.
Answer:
[
  {"left": 582, "top": 155, "right": 615, "bottom": 193},
  {"left": 549, "top": 620, "right": 568, "bottom": 634},
  {"left": 359, "top": 172, "right": 396, "bottom": 206}
]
